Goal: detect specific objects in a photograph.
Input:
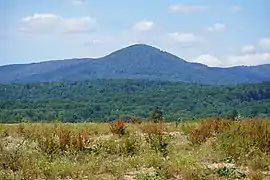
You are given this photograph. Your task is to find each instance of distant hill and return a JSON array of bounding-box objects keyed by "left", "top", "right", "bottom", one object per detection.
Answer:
[
  {"left": 1, "top": 44, "right": 270, "bottom": 84},
  {"left": 0, "top": 79, "right": 269, "bottom": 122}
]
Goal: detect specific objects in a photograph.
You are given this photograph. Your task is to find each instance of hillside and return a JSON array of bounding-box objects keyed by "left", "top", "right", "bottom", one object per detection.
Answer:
[
  {"left": 0, "top": 44, "right": 270, "bottom": 84},
  {"left": 0, "top": 79, "right": 269, "bottom": 122}
]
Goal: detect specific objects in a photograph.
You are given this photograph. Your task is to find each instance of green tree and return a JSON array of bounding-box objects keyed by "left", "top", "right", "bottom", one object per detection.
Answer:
[
  {"left": 149, "top": 107, "right": 163, "bottom": 123},
  {"left": 229, "top": 109, "right": 239, "bottom": 121}
]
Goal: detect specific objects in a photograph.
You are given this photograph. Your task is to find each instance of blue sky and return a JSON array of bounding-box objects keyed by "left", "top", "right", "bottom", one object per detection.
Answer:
[{"left": 1, "top": 0, "right": 270, "bottom": 67}]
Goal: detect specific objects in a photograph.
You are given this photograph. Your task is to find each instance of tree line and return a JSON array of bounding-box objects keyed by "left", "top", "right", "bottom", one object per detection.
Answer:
[{"left": 0, "top": 79, "right": 269, "bottom": 123}]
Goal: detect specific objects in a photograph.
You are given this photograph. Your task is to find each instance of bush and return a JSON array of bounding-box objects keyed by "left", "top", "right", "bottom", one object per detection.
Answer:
[
  {"left": 187, "top": 118, "right": 221, "bottom": 145},
  {"left": 120, "top": 135, "right": 141, "bottom": 156},
  {"left": 57, "top": 126, "right": 71, "bottom": 151},
  {"left": 141, "top": 123, "right": 169, "bottom": 157},
  {"left": 214, "top": 167, "right": 246, "bottom": 179},
  {"left": 35, "top": 125, "right": 92, "bottom": 153},
  {"left": 215, "top": 119, "right": 270, "bottom": 166},
  {"left": 109, "top": 119, "right": 127, "bottom": 137},
  {"left": 149, "top": 107, "right": 163, "bottom": 123}
]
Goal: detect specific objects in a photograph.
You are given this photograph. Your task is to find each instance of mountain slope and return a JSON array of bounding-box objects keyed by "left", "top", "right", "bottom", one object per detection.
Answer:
[{"left": 1, "top": 44, "right": 270, "bottom": 84}]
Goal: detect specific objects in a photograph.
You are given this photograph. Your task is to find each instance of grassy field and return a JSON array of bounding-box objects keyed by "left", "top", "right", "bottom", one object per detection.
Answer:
[{"left": 1, "top": 118, "right": 270, "bottom": 180}]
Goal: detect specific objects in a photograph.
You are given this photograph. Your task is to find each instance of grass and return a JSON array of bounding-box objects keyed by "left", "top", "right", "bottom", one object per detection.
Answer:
[{"left": 0, "top": 118, "right": 270, "bottom": 180}]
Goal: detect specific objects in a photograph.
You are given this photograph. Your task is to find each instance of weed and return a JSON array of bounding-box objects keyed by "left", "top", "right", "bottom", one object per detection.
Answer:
[
  {"left": 187, "top": 119, "right": 221, "bottom": 145},
  {"left": 215, "top": 119, "right": 270, "bottom": 164},
  {"left": 214, "top": 166, "right": 246, "bottom": 179},
  {"left": 109, "top": 119, "right": 127, "bottom": 137},
  {"left": 121, "top": 135, "right": 141, "bottom": 156},
  {"left": 136, "top": 172, "right": 162, "bottom": 180},
  {"left": 141, "top": 123, "right": 169, "bottom": 157},
  {"left": 1, "top": 120, "right": 269, "bottom": 179},
  {"left": 247, "top": 171, "right": 264, "bottom": 180}
]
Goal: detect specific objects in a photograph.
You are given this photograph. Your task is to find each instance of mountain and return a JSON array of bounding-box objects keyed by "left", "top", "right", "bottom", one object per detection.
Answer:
[{"left": 1, "top": 44, "right": 270, "bottom": 84}]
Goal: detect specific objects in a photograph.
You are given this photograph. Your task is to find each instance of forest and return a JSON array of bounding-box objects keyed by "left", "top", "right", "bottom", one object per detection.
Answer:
[{"left": 0, "top": 79, "right": 270, "bottom": 123}]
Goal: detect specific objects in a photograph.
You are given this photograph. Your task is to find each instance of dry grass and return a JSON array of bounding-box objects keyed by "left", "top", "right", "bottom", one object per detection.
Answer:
[{"left": 0, "top": 118, "right": 270, "bottom": 180}]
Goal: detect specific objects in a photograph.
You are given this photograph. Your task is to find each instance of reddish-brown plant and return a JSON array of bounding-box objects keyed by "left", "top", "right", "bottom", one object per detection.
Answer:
[{"left": 109, "top": 119, "right": 127, "bottom": 137}]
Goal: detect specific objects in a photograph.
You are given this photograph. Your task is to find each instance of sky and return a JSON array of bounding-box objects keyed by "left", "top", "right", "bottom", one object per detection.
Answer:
[{"left": 1, "top": 0, "right": 270, "bottom": 67}]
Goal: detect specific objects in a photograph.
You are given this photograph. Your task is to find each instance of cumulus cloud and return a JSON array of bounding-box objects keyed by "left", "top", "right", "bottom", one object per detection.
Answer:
[
  {"left": 205, "top": 23, "right": 226, "bottom": 32},
  {"left": 168, "top": 32, "right": 204, "bottom": 44},
  {"left": 227, "top": 53, "right": 270, "bottom": 66},
  {"left": 230, "top": 6, "right": 242, "bottom": 12},
  {"left": 241, "top": 45, "right": 255, "bottom": 53},
  {"left": 193, "top": 52, "right": 270, "bottom": 67},
  {"left": 168, "top": 4, "right": 208, "bottom": 13},
  {"left": 193, "top": 54, "right": 223, "bottom": 67},
  {"left": 133, "top": 20, "right": 154, "bottom": 31},
  {"left": 21, "top": 13, "right": 97, "bottom": 34}
]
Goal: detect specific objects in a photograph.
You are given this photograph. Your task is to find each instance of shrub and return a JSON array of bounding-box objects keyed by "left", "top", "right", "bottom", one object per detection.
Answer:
[
  {"left": 187, "top": 118, "right": 221, "bottom": 145},
  {"left": 35, "top": 125, "right": 92, "bottom": 153},
  {"left": 149, "top": 107, "right": 163, "bottom": 123},
  {"left": 214, "top": 167, "right": 246, "bottom": 179},
  {"left": 1, "top": 147, "right": 24, "bottom": 172},
  {"left": 17, "top": 123, "right": 32, "bottom": 139},
  {"left": 141, "top": 123, "right": 169, "bottom": 157},
  {"left": 215, "top": 119, "right": 270, "bottom": 166},
  {"left": 57, "top": 126, "right": 71, "bottom": 151},
  {"left": 109, "top": 119, "right": 127, "bottom": 137},
  {"left": 97, "top": 140, "right": 119, "bottom": 154},
  {"left": 229, "top": 109, "right": 239, "bottom": 121},
  {"left": 0, "top": 126, "right": 8, "bottom": 137},
  {"left": 71, "top": 133, "right": 84, "bottom": 151},
  {"left": 120, "top": 135, "right": 141, "bottom": 156},
  {"left": 37, "top": 134, "right": 60, "bottom": 155}
]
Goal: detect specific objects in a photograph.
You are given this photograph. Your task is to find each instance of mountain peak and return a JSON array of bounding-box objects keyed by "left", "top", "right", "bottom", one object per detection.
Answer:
[
  {"left": 126, "top": 43, "right": 159, "bottom": 49},
  {"left": 119, "top": 44, "right": 162, "bottom": 53}
]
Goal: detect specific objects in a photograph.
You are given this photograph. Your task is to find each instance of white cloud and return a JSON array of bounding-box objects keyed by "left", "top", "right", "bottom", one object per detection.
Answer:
[
  {"left": 72, "top": 0, "right": 84, "bottom": 6},
  {"left": 230, "top": 6, "right": 242, "bottom": 12},
  {"left": 193, "top": 52, "right": 270, "bottom": 67},
  {"left": 258, "top": 37, "right": 270, "bottom": 49},
  {"left": 205, "top": 23, "right": 226, "bottom": 32},
  {"left": 21, "top": 13, "right": 97, "bottom": 34},
  {"left": 193, "top": 54, "right": 223, "bottom": 67},
  {"left": 168, "top": 4, "right": 208, "bottom": 13},
  {"left": 241, "top": 45, "right": 255, "bottom": 53},
  {"left": 168, "top": 32, "right": 204, "bottom": 43},
  {"left": 227, "top": 53, "right": 270, "bottom": 66},
  {"left": 133, "top": 20, "right": 154, "bottom": 31}
]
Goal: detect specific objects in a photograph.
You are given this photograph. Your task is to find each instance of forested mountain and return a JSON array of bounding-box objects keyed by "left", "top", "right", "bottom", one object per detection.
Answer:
[
  {"left": 1, "top": 44, "right": 270, "bottom": 84},
  {"left": 0, "top": 79, "right": 269, "bottom": 122}
]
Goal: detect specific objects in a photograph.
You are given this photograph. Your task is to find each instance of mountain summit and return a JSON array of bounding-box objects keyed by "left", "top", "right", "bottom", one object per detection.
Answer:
[{"left": 0, "top": 44, "right": 270, "bottom": 84}]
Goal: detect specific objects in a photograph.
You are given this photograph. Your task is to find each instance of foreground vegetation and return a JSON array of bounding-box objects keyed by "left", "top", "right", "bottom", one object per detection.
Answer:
[
  {"left": 1, "top": 79, "right": 270, "bottom": 122},
  {"left": 1, "top": 118, "right": 269, "bottom": 179}
]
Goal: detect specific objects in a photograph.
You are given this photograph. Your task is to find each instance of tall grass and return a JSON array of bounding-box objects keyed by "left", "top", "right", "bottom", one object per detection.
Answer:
[{"left": 1, "top": 118, "right": 269, "bottom": 179}]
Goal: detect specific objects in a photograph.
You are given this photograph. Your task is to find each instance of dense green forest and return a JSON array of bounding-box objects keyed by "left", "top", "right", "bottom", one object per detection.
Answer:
[{"left": 0, "top": 79, "right": 270, "bottom": 123}]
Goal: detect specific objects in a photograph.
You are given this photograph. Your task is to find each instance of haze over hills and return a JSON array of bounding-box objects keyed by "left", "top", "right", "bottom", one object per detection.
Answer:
[{"left": 0, "top": 44, "right": 270, "bottom": 84}]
